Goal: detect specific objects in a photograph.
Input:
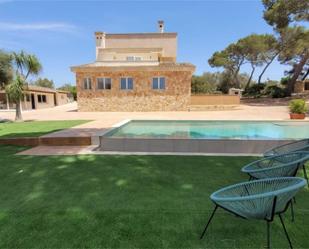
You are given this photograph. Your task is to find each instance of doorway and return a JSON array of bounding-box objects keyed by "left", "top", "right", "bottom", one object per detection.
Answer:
[{"left": 31, "top": 94, "right": 36, "bottom": 109}]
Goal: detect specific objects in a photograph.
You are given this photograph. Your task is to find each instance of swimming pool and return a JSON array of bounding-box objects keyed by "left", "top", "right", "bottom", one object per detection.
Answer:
[
  {"left": 100, "top": 120, "right": 309, "bottom": 154},
  {"left": 106, "top": 120, "right": 309, "bottom": 140}
]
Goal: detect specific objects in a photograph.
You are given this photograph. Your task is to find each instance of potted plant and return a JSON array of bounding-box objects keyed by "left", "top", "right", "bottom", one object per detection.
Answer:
[{"left": 289, "top": 99, "right": 308, "bottom": 119}]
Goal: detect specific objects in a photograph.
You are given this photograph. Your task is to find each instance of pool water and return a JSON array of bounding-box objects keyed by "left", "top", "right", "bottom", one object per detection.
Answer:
[{"left": 106, "top": 120, "right": 309, "bottom": 140}]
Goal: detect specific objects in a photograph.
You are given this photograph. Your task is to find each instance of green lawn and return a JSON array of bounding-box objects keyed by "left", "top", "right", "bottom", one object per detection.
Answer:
[
  {"left": 0, "top": 120, "right": 90, "bottom": 138},
  {"left": 0, "top": 145, "right": 308, "bottom": 248}
]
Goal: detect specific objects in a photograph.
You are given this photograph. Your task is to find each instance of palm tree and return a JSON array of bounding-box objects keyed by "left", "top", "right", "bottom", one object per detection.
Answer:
[
  {"left": 5, "top": 75, "right": 25, "bottom": 121},
  {"left": 12, "top": 51, "right": 42, "bottom": 80},
  {"left": 7, "top": 51, "right": 42, "bottom": 121}
]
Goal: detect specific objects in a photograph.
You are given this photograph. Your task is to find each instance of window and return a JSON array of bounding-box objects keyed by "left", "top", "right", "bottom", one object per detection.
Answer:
[
  {"left": 152, "top": 77, "right": 165, "bottom": 90},
  {"left": 97, "top": 78, "right": 112, "bottom": 90},
  {"left": 37, "top": 95, "right": 47, "bottom": 103},
  {"left": 126, "top": 56, "right": 142, "bottom": 62},
  {"left": 26, "top": 94, "right": 30, "bottom": 102},
  {"left": 120, "top": 77, "right": 133, "bottom": 90},
  {"left": 83, "top": 78, "right": 92, "bottom": 90},
  {"left": 305, "top": 82, "right": 309, "bottom": 91}
]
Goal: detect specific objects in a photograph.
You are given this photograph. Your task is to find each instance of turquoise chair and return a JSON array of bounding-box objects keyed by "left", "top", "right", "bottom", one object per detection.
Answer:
[
  {"left": 200, "top": 177, "right": 306, "bottom": 249},
  {"left": 264, "top": 139, "right": 309, "bottom": 186},
  {"left": 241, "top": 151, "right": 309, "bottom": 221},
  {"left": 242, "top": 151, "right": 309, "bottom": 180},
  {"left": 264, "top": 139, "right": 309, "bottom": 157}
]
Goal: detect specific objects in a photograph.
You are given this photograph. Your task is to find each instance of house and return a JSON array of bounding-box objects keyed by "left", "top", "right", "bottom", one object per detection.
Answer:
[
  {"left": 71, "top": 21, "right": 195, "bottom": 111},
  {"left": 0, "top": 85, "right": 70, "bottom": 110}
]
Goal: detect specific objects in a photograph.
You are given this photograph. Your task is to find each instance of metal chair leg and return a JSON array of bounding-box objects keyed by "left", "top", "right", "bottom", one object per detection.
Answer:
[
  {"left": 200, "top": 205, "right": 218, "bottom": 239},
  {"left": 302, "top": 164, "right": 309, "bottom": 187},
  {"left": 279, "top": 214, "right": 293, "bottom": 249},
  {"left": 290, "top": 201, "right": 295, "bottom": 222},
  {"left": 266, "top": 221, "right": 271, "bottom": 249}
]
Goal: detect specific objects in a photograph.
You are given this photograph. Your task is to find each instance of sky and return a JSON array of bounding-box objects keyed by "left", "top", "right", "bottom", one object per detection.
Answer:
[{"left": 0, "top": 0, "right": 291, "bottom": 87}]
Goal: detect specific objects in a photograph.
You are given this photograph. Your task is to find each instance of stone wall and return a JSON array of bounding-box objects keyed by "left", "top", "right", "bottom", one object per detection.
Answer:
[
  {"left": 73, "top": 64, "right": 194, "bottom": 111},
  {"left": 190, "top": 95, "right": 240, "bottom": 105},
  {"left": 294, "top": 81, "right": 304, "bottom": 93}
]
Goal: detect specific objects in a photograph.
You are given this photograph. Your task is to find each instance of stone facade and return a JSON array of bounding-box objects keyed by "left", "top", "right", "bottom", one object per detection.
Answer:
[
  {"left": 72, "top": 64, "right": 194, "bottom": 112},
  {"left": 71, "top": 22, "right": 195, "bottom": 111},
  {"left": 294, "top": 80, "right": 309, "bottom": 93}
]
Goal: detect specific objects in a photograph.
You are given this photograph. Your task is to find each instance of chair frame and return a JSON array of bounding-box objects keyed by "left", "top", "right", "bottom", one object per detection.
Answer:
[
  {"left": 243, "top": 152, "right": 309, "bottom": 222},
  {"left": 244, "top": 152, "right": 309, "bottom": 187},
  {"left": 264, "top": 139, "right": 309, "bottom": 157},
  {"left": 264, "top": 140, "right": 309, "bottom": 186},
  {"left": 200, "top": 178, "right": 306, "bottom": 248}
]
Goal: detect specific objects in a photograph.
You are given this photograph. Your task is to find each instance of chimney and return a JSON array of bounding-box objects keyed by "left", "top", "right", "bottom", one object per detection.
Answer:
[
  {"left": 95, "top": 31, "right": 106, "bottom": 59},
  {"left": 158, "top": 20, "right": 164, "bottom": 33}
]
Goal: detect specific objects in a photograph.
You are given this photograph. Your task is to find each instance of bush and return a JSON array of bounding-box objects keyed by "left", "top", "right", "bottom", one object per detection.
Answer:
[
  {"left": 244, "top": 84, "right": 265, "bottom": 97},
  {"left": 263, "top": 85, "right": 287, "bottom": 98},
  {"left": 191, "top": 75, "right": 217, "bottom": 94},
  {"left": 289, "top": 99, "right": 308, "bottom": 114}
]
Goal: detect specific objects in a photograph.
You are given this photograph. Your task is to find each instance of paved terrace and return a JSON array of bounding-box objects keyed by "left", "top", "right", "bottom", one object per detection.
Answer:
[
  {"left": 0, "top": 101, "right": 307, "bottom": 138},
  {"left": 1, "top": 101, "right": 308, "bottom": 156}
]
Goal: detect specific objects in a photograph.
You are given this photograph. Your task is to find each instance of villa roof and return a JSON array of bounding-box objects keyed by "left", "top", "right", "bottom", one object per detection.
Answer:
[
  {"left": 26, "top": 85, "right": 56, "bottom": 93},
  {"left": 71, "top": 62, "right": 195, "bottom": 72},
  {"left": 24, "top": 85, "right": 69, "bottom": 94}
]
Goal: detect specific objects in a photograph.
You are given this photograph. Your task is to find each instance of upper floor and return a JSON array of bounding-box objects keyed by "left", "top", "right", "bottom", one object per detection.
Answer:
[{"left": 95, "top": 21, "right": 177, "bottom": 66}]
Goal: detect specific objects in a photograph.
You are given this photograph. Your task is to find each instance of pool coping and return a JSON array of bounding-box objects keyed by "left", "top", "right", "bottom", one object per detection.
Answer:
[
  {"left": 99, "top": 120, "right": 309, "bottom": 154},
  {"left": 102, "top": 119, "right": 309, "bottom": 141}
]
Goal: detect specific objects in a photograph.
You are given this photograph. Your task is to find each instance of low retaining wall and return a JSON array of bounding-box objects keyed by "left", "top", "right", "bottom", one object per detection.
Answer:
[
  {"left": 190, "top": 95, "right": 240, "bottom": 105},
  {"left": 100, "top": 137, "right": 292, "bottom": 154},
  {"left": 0, "top": 137, "right": 91, "bottom": 146}
]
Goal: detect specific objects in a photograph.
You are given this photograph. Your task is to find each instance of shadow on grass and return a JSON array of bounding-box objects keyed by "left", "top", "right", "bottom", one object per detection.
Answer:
[{"left": 0, "top": 145, "right": 308, "bottom": 248}]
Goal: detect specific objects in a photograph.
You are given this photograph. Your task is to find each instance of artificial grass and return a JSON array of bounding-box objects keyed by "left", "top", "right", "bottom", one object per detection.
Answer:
[
  {"left": 0, "top": 145, "right": 308, "bottom": 248},
  {"left": 0, "top": 120, "right": 90, "bottom": 138}
]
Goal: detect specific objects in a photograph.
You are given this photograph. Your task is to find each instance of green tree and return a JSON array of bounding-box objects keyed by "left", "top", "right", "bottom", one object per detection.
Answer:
[
  {"left": 256, "top": 35, "right": 280, "bottom": 84},
  {"left": 263, "top": 0, "right": 309, "bottom": 29},
  {"left": 208, "top": 35, "right": 277, "bottom": 90},
  {"left": 0, "top": 50, "right": 13, "bottom": 89},
  {"left": 5, "top": 75, "right": 25, "bottom": 121},
  {"left": 217, "top": 71, "right": 251, "bottom": 94},
  {"left": 277, "top": 27, "right": 309, "bottom": 94},
  {"left": 191, "top": 74, "right": 217, "bottom": 94},
  {"left": 208, "top": 43, "right": 247, "bottom": 88},
  {"left": 237, "top": 35, "right": 263, "bottom": 89},
  {"left": 7, "top": 51, "right": 42, "bottom": 121},
  {"left": 263, "top": 0, "right": 309, "bottom": 95},
  {"left": 33, "top": 77, "right": 55, "bottom": 89},
  {"left": 58, "top": 83, "right": 77, "bottom": 100},
  {"left": 12, "top": 51, "right": 42, "bottom": 80}
]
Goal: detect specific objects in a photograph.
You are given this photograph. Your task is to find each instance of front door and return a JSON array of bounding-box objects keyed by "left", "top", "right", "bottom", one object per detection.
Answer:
[{"left": 31, "top": 94, "right": 36, "bottom": 109}]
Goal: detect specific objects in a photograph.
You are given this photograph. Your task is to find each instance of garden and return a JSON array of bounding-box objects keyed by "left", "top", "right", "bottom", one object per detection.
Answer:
[{"left": 0, "top": 145, "right": 308, "bottom": 248}]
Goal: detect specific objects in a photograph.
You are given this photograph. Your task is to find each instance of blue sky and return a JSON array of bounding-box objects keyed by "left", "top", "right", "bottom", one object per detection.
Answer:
[{"left": 0, "top": 0, "right": 290, "bottom": 87}]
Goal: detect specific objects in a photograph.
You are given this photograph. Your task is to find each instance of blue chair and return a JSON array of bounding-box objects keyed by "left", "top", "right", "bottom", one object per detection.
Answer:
[
  {"left": 264, "top": 139, "right": 309, "bottom": 186},
  {"left": 242, "top": 151, "right": 309, "bottom": 180},
  {"left": 200, "top": 177, "right": 306, "bottom": 249},
  {"left": 241, "top": 151, "right": 309, "bottom": 221},
  {"left": 264, "top": 139, "right": 309, "bottom": 157}
]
